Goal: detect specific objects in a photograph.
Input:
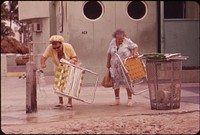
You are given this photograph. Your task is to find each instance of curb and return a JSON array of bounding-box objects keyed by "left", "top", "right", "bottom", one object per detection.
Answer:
[{"left": 6, "top": 72, "right": 26, "bottom": 77}]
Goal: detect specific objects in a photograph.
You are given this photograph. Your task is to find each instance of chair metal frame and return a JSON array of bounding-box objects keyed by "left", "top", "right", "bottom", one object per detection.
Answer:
[
  {"left": 115, "top": 53, "right": 148, "bottom": 95},
  {"left": 53, "top": 58, "right": 99, "bottom": 104}
]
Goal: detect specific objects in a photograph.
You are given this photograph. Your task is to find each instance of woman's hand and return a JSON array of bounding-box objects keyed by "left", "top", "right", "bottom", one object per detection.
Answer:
[
  {"left": 69, "top": 59, "right": 76, "bottom": 64},
  {"left": 69, "top": 57, "right": 78, "bottom": 65},
  {"left": 41, "top": 63, "right": 46, "bottom": 68},
  {"left": 107, "top": 63, "right": 111, "bottom": 69},
  {"left": 133, "top": 52, "right": 139, "bottom": 58},
  {"left": 132, "top": 47, "right": 139, "bottom": 58}
]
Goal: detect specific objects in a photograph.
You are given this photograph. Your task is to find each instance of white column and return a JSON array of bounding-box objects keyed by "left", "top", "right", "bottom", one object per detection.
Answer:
[{"left": 1, "top": 54, "right": 7, "bottom": 77}]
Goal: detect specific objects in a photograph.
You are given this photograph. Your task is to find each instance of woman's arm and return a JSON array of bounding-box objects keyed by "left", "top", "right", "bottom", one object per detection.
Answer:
[
  {"left": 107, "top": 53, "right": 111, "bottom": 69},
  {"left": 132, "top": 47, "right": 139, "bottom": 57},
  {"left": 40, "top": 56, "right": 47, "bottom": 68}
]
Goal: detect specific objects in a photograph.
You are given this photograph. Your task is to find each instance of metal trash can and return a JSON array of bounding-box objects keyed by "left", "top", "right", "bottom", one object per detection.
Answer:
[{"left": 145, "top": 55, "right": 187, "bottom": 110}]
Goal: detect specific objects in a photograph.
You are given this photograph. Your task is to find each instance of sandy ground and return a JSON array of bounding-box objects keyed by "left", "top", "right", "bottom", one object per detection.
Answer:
[
  {"left": 1, "top": 77, "right": 199, "bottom": 134},
  {"left": 1, "top": 111, "right": 199, "bottom": 134}
]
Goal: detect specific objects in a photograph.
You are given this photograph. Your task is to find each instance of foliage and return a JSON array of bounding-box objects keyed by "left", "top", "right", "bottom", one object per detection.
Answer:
[
  {"left": 1, "top": 2, "right": 9, "bottom": 20},
  {"left": 1, "top": 1, "right": 20, "bottom": 37},
  {"left": 9, "top": 1, "right": 19, "bottom": 25},
  {"left": 1, "top": 22, "right": 13, "bottom": 37},
  {"left": 1, "top": 2, "right": 13, "bottom": 37}
]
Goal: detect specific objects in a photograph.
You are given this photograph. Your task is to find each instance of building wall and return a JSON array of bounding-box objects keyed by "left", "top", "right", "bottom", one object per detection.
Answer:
[
  {"left": 60, "top": 1, "right": 158, "bottom": 81},
  {"left": 185, "top": 1, "right": 199, "bottom": 19},
  {"left": 16, "top": 1, "right": 200, "bottom": 83},
  {"left": 32, "top": 18, "right": 54, "bottom": 75},
  {"left": 164, "top": 20, "right": 199, "bottom": 67},
  {"left": 1, "top": 54, "right": 7, "bottom": 77},
  {"left": 18, "top": 1, "right": 158, "bottom": 79},
  {"left": 18, "top": 1, "right": 54, "bottom": 75},
  {"left": 18, "top": 1, "right": 50, "bottom": 21}
]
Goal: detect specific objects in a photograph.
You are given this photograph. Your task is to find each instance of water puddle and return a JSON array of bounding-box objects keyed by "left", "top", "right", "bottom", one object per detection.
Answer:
[{"left": 1, "top": 108, "right": 77, "bottom": 125}]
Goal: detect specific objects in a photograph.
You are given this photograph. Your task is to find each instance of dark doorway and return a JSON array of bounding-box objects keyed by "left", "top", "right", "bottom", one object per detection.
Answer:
[{"left": 164, "top": 1, "right": 186, "bottom": 19}]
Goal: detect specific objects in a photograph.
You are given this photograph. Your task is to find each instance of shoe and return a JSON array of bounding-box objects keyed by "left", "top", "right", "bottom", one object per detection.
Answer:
[
  {"left": 110, "top": 99, "right": 120, "bottom": 106},
  {"left": 54, "top": 103, "right": 63, "bottom": 109},
  {"left": 127, "top": 99, "right": 133, "bottom": 106},
  {"left": 66, "top": 104, "right": 73, "bottom": 110}
]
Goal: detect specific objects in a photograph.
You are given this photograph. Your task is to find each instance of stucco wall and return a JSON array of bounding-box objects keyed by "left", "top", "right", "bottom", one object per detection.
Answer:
[
  {"left": 18, "top": 1, "right": 50, "bottom": 21},
  {"left": 1, "top": 54, "right": 7, "bottom": 77},
  {"left": 18, "top": 1, "right": 158, "bottom": 81},
  {"left": 164, "top": 20, "right": 199, "bottom": 67},
  {"left": 31, "top": 18, "right": 54, "bottom": 75},
  {"left": 18, "top": 1, "right": 54, "bottom": 75},
  {"left": 61, "top": 1, "right": 158, "bottom": 81},
  {"left": 17, "top": 1, "right": 199, "bottom": 83}
]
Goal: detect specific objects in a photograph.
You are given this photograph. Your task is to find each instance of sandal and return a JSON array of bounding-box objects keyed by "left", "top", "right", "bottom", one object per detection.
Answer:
[{"left": 66, "top": 104, "right": 73, "bottom": 110}]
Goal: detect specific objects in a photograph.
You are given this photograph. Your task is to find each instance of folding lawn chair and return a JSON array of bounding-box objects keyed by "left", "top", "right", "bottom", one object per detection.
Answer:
[
  {"left": 53, "top": 58, "right": 99, "bottom": 104},
  {"left": 115, "top": 53, "right": 148, "bottom": 95}
]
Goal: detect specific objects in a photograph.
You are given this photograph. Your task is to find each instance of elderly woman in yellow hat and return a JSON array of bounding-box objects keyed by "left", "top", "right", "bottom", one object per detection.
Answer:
[{"left": 40, "top": 35, "right": 78, "bottom": 110}]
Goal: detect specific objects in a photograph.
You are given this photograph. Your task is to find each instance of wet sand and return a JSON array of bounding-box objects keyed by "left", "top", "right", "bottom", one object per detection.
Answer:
[
  {"left": 1, "top": 111, "right": 199, "bottom": 134},
  {"left": 1, "top": 77, "right": 199, "bottom": 134}
]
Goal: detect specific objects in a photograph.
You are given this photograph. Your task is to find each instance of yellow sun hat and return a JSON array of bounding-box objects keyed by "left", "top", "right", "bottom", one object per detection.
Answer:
[{"left": 49, "top": 35, "right": 64, "bottom": 43}]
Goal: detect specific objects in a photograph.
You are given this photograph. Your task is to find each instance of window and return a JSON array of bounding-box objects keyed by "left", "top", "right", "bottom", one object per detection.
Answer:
[
  {"left": 127, "top": 1, "right": 147, "bottom": 21},
  {"left": 83, "top": 1, "right": 103, "bottom": 21}
]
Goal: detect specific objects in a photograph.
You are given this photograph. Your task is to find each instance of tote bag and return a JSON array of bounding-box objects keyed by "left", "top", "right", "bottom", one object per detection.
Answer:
[{"left": 101, "top": 69, "right": 113, "bottom": 88}]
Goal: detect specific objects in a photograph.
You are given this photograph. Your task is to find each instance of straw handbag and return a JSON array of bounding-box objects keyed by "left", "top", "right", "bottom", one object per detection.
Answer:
[{"left": 101, "top": 69, "right": 113, "bottom": 88}]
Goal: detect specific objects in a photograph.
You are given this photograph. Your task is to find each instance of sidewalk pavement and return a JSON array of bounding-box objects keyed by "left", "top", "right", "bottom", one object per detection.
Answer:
[{"left": 1, "top": 75, "right": 199, "bottom": 125}]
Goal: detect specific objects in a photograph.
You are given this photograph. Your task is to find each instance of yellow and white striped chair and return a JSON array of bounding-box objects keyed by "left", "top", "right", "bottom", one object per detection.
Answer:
[{"left": 53, "top": 59, "right": 99, "bottom": 103}]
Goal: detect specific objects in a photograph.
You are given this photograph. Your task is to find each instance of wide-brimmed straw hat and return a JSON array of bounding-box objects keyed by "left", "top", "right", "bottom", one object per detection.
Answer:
[{"left": 49, "top": 35, "right": 64, "bottom": 43}]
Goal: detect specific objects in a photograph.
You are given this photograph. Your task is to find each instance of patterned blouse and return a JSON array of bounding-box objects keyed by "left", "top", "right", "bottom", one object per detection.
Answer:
[{"left": 107, "top": 37, "right": 138, "bottom": 89}]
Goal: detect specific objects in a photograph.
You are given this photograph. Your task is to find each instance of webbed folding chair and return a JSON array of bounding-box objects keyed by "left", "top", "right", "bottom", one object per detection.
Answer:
[
  {"left": 53, "top": 58, "right": 99, "bottom": 104},
  {"left": 115, "top": 53, "right": 148, "bottom": 95}
]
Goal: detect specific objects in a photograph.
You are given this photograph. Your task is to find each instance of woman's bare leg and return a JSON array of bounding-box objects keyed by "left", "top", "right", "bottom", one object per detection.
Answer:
[
  {"left": 110, "top": 88, "right": 120, "bottom": 105},
  {"left": 126, "top": 88, "right": 133, "bottom": 106}
]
